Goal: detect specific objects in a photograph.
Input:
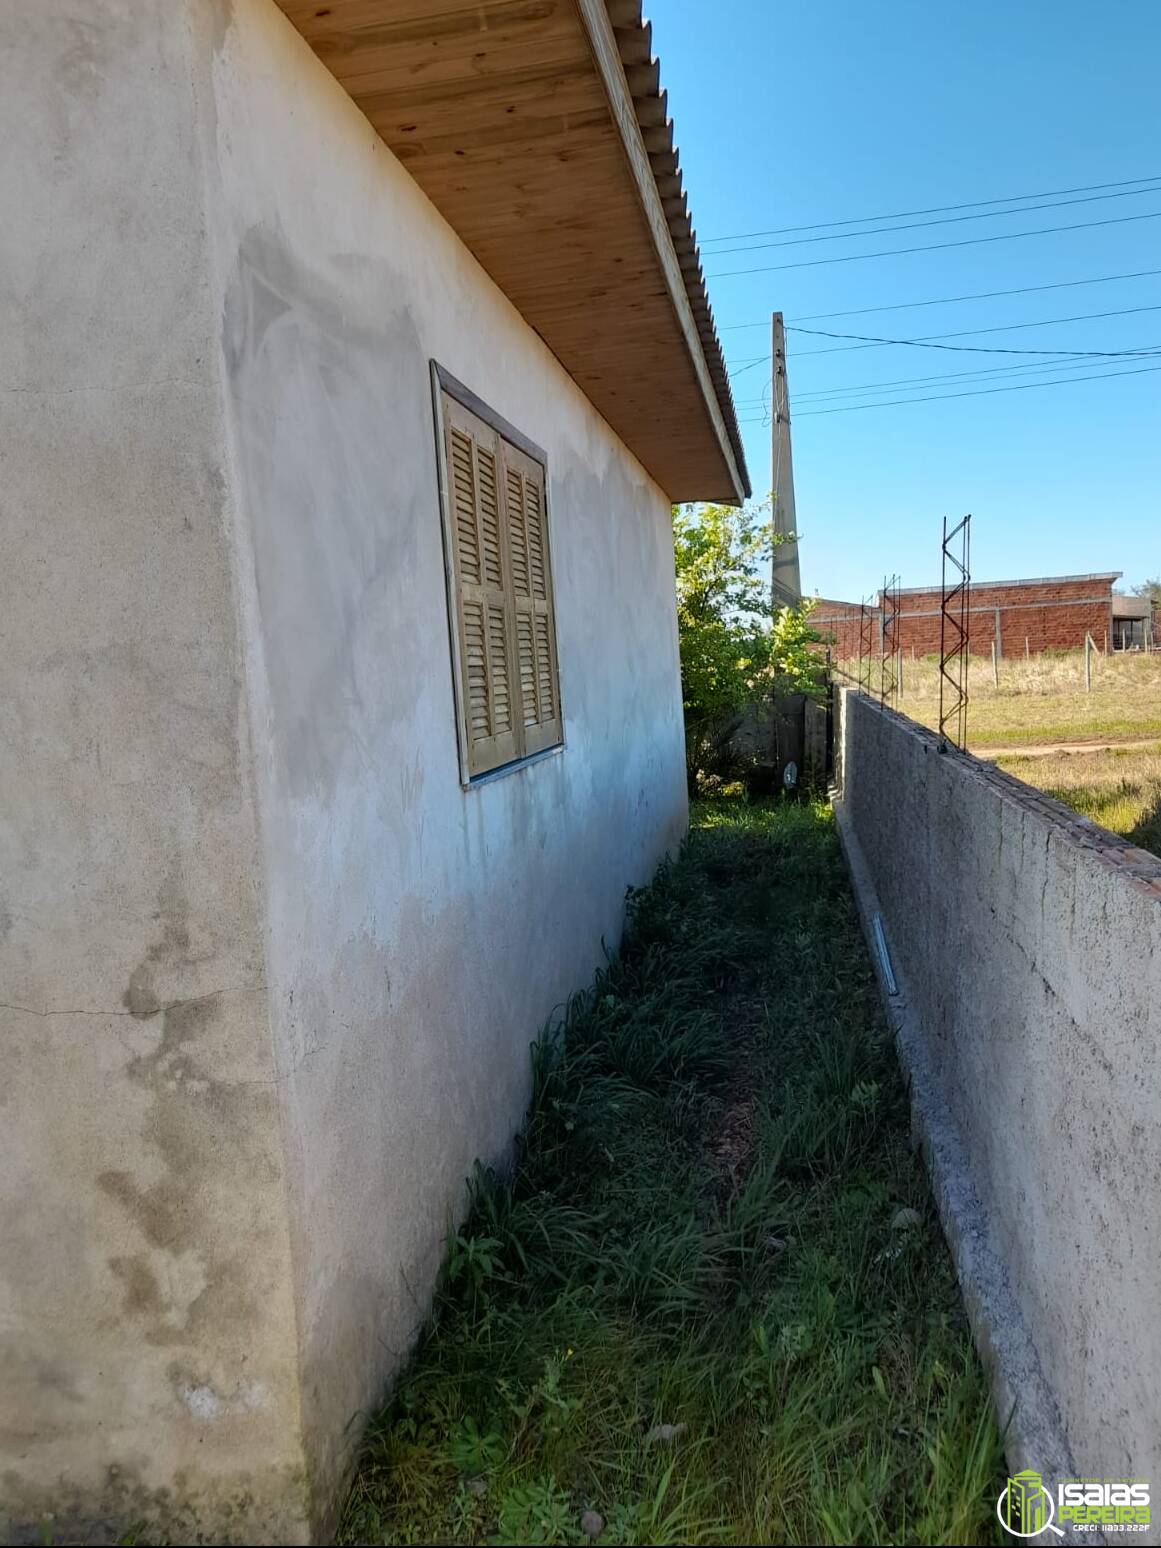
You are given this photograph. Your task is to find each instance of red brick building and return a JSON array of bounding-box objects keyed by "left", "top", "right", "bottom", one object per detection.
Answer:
[{"left": 814, "top": 572, "right": 1123, "bottom": 658}]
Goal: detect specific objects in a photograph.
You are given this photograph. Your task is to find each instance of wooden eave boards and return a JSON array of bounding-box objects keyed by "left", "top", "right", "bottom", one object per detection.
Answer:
[{"left": 273, "top": 0, "right": 750, "bottom": 503}]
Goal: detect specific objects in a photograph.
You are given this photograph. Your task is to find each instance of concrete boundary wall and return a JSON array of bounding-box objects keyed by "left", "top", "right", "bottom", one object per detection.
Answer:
[{"left": 834, "top": 689, "right": 1161, "bottom": 1498}]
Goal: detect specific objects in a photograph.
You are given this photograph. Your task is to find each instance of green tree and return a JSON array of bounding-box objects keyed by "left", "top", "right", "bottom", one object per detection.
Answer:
[
  {"left": 770, "top": 595, "right": 828, "bottom": 697},
  {"left": 674, "top": 501, "right": 824, "bottom": 791},
  {"left": 1132, "top": 577, "right": 1161, "bottom": 604}
]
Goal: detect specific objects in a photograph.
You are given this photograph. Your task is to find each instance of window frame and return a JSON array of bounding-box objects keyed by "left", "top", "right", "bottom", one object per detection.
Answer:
[{"left": 430, "top": 362, "right": 565, "bottom": 787}]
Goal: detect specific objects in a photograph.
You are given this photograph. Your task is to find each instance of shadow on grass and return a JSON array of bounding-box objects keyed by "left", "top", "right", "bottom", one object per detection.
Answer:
[
  {"left": 1129, "top": 791, "right": 1161, "bottom": 858},
  {"left": 1032, "top": 776, "right": 1161, "bottom": 861}
]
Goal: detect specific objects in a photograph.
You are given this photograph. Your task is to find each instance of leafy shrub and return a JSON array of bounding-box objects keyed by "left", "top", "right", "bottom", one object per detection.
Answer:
[{"left": 674, "top": 501, "right": 826, "bottom": 791}]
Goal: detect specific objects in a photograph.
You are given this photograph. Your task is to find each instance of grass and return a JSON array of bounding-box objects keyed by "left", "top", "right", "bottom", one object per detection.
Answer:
[
  {"left": 993, "top": 742, "right": 1161, "bottom": 859},
  {"left": 835, "top": 645, "right": 1161, "bottom": 857},
  {"left": 339, "top": 799, "right": 1003, "bottom": 1546},
  {"left": 840, "top": 649, "right": 1161, "bottom": 749}
]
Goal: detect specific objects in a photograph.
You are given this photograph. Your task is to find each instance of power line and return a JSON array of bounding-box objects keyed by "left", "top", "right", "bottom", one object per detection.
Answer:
[
  {"left": 707, "top": 208, "right": 1161, "bottom": 278},
  {"left": 698, "top": 173, "right": 1161, "bottom": 245},
  {"left": 785, "top": 323, "right": 1161, "bottom": 357},
  {"left": 788, "top": 353, "right": 1138, "bottom": 401},
  {"left": 789, "top": 361, "right": 1161, "bottom": 416},
  {"left": 734, "top": 353, "right": 1092, "bottom": 397},
  {"left": 705, "top": 184, "right": 1161, "bottom": 258},
  {"left": 732, "top": 351, "right": 1161, "bottom": 413},
  {"left": 788, "top": 302, "right": 1161, "bottom": 356},
  {"left": 732, "top": 343, "right": 1161, "bottom": 411},
  {"left": 717, "top": 267, "right": 1161, "bottom": 330},
  {"left": 735, "top": 356, "right": 1107, "bottom": 405},
  {"left": 729, "top": 328, "right": 1161, "bottom": 387},
  {"left": 798, "top": 360, "right": 1105, "bottom": 400}
]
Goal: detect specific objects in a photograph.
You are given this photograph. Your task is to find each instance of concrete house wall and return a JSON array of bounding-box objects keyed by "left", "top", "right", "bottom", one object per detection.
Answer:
[
  {"left": 1, "top": 2, "right": 308, "bottom": 1538},
  {"left": 1, "top": 1, "right": 688, "bottom": 1538}
]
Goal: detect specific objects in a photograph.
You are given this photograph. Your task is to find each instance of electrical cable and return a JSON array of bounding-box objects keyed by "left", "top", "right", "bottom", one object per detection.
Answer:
[
  {"left": 785, "top": 323, "right": 1161, "bottom": 357},
  {"left": 787, "top": 354, "right": 1129, "bottom": 401},
  {"left": 707, "top": 208, "right": 1161, "bottom": 278},
  {"left": 717, "top": 268, "right": 1161, "bottom": 330},
  {"left": 790, "top": 361, "right": 1161, "bottom": 416},
  {"left": 730, "top": 355, "right": 1118, "bottom": 406},
  {"left": 787, "top": 303, "right": 1161, "bottom": 355},
  {"left": 699, "top": 173, "right": 1161, "bottom": 245},
  {"left": 706, "top": 184, "right": 1161, "bottom": 257}
]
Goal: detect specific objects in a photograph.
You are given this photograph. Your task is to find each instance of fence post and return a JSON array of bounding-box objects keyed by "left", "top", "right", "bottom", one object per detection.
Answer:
[
  {"left": 991, "top": 639, "right": 999, "bottom": 689},
  {"left": 1085, "top": 633, "right": 1092, "bottom": 694}
]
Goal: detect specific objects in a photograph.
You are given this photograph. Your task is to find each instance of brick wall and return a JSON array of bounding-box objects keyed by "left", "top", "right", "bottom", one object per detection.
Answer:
[
  {"left": 813, "top": 574, "right": 1117, "bottom": 658},
  {"left": 812, "top": 596, "right": 867, "bottom": 660}
]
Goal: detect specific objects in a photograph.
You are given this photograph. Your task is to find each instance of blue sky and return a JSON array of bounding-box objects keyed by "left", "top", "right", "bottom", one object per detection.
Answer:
[{"left": 653, "top": 0, "right": 1161, "bottom": 601}]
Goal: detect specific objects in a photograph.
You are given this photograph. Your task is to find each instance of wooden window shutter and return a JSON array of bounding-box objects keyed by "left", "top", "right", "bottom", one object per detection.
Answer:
[
  {"left": 439, "top": 379, "right": 562, "bottom": 779},
  {"left": 501, "top": 441, "right": 562, "bottom": 756},
  {"left": 443, "top": 396, "right": 520, "bottom": 776}
]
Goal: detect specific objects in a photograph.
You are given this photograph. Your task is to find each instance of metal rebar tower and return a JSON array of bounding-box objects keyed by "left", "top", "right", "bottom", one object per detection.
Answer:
[
  {"left": 938, "top": 515, "right": 971, "bottom": 749},
  {"left": 857, "top": 596, "right": 875, "bottom": 693},
  {"left": 880, "top": 573, "right": 901, "bottom": 706}
]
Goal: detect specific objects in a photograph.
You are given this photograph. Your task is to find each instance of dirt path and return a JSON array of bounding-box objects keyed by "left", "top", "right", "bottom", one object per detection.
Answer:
[{"left": 974, "top": 736, "right": 1161, "bottom": 759}]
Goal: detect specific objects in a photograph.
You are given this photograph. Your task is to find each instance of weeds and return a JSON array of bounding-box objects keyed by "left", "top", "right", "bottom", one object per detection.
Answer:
[
  {"left": 844, "top": 648, "right": 1161, "bottom": 748},
  {"left": 995, "top": 742, "right": 1161, "bottom": 859},
  {"left": 340, "top": 800, "right": 1002, "bottom": 1546}
]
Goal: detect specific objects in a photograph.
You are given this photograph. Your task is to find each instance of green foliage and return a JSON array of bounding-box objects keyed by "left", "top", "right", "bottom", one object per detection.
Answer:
[
  {"left": 673, "top": 502, "right": 826, "bottom": 790},
  {"left": 340, "top": 800, "right": 1002, "bottom": 1547},
  {"left": 770, "top": 596, "right": 828, "bottom": 698},
  {"left": 445, "top": 1415, "right": 506, "bottom": 1476},
  {"left": 1131, "top": 576, "right": 1161, "bottom": 604},
  {"left": 447, "top": 1233, "right": 505, "bottom": 1311},
  {"left": 673, "top": 502, "right": 773, "bottom": 623},
  {"left": 492, "top": 1480, "right": 573, "bottom": 1546},
  {"left": 674, "top": 502, "right": 772, "bottom": 787}
]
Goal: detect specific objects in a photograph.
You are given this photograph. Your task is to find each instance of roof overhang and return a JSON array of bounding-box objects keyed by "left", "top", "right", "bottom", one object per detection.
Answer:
[
  {"left": 1112, "top": 594, "right": 1152, "bottom": 619},
  {"left": 273, "top": 0, "right": 749, "bottom": 503}
]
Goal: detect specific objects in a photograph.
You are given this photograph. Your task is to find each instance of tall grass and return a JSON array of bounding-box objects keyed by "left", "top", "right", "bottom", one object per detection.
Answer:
[
  {"left": 838, "top": 649, "right": 1161, "bottom": 748},
  {"left": 995, "top": 743, "right": 1161, "bottom": 859},
  {"left": 340, "top": 800, "right": 1002, "bottom": 1546}
]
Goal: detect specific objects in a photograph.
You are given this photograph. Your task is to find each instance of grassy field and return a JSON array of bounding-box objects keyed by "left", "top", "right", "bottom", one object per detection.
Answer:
[
  {"left": 836, "top": 647, "right": 1161, "bottom": 857},
  {"left": 340, "top": 800, "right": 1002, "bottom": 1547},
  {"left": 841, "top": 649, "right": 1161, "bottom": 749},
  {"left": 993, "top": 743, "right": 1161, "bottom": 859}
]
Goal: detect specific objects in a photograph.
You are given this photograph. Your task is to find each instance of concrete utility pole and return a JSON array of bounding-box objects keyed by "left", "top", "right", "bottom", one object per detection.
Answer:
[{"left": 771, "top": 311, "right": 802, "bottom": 610}]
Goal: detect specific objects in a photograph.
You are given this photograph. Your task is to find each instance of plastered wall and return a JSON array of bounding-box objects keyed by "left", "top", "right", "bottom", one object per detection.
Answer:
[
  {"left": 836, "top": 691, "right": 1161, "bottom": 1485},
  {"left": 1, "top": 0, "right": 690, "bottom": 1538}
]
